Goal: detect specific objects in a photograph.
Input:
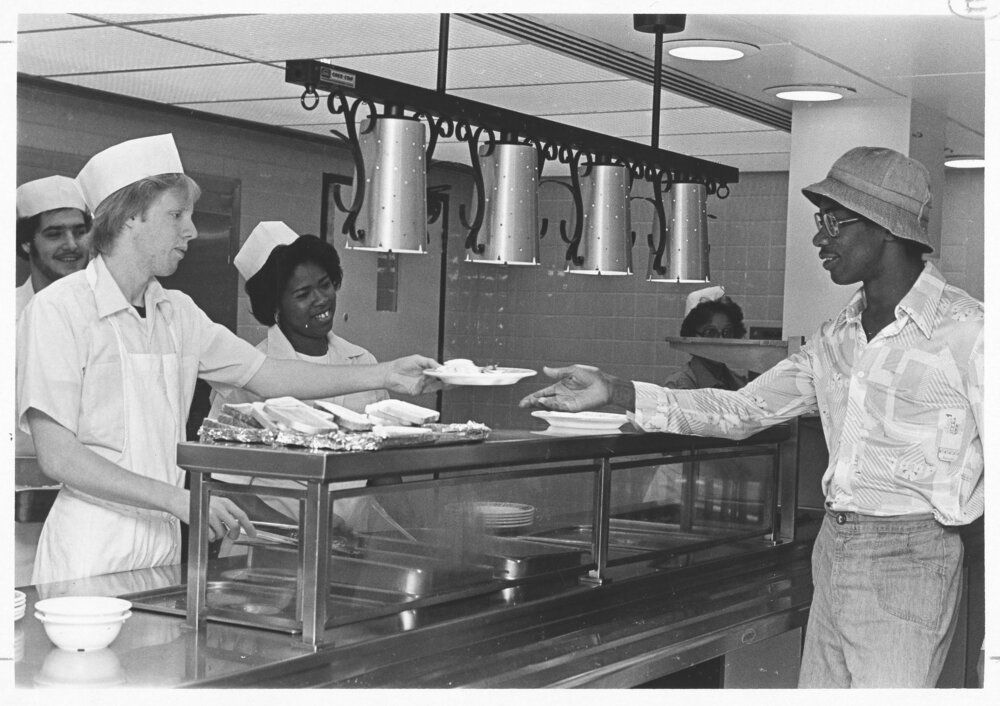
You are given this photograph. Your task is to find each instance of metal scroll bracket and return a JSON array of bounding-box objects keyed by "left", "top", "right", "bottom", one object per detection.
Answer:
[
  {"left": 325, "top": 92, "right": 378, "bottom": 244},
  {"left": 540, "top": 147, "right": 586, "bottom": 266},
  {"left": 648, "top": 170, "right": 672, "bottom": 276},
  {"left": 458, "top": 124, "right": 496, "bottom": 254}
]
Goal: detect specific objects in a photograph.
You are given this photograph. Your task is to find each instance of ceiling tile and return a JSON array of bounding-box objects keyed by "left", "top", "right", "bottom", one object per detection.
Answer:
[
  {"left": 451, "top": 80, "right": 703, "bottom": 115},
  {"left": 18, "top": 14, "right": 102, "bottom": 32},
  {"left": 911, "top": 74, "right": 985, "bottom": 135},
  {"left": 192, "top": 98, "right": 349, "bottom": 130},
  {"left": 717, "top": 153, "right": 791, "bottom": 174},
  {"left": 555, "top": 107, "right": 773, "bottom": 138},
  {"left": 445, "top": 44, "right": 626, "bottom": 89},
  {"left": 53, "top": 63, "right": 290, "bottom": 104},
  {"left": 449, "top": 16, "right": 526, "bottom": 48},
  {"left": 655, "top": 131, "right": 792, "bottom": 157},
  {"left": 84, "top": 14, "right": 227, "bottom": 25},
  {"left": 120, "top": 14, "right": 444, "bottom": 64},
  {"left": 743, "top": 14, "right": 985, "bottom": 80},
  {"left": 17, "top": 26, "right": 236, "bottom": 75}
]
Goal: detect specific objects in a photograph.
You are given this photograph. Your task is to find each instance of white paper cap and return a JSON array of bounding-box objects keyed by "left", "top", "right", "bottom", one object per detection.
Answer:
[
  {"left": 684, "top": 285, "right": 726, "bottom": 316},
  {"left": 234, "top": 221, "right": 300, "bottom": 280},
  {"left": 16, "top": 175, "right": 88, "bottom": 219},
  {"left": 76, "top": 134, "right": 184, "bottom": 210}
]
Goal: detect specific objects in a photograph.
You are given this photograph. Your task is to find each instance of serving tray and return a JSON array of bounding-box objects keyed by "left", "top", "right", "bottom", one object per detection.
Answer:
[{"left": 198, "top": 418, "right": 490, "bottom": 452}]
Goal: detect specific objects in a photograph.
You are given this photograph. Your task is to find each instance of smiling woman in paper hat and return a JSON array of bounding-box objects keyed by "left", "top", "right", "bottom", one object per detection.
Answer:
[
  {"left": 17, "top": 135, "right": 442, "bottom": 584},
  {"left": 209, "top": 222, "right": 389, "bottom": 530}
]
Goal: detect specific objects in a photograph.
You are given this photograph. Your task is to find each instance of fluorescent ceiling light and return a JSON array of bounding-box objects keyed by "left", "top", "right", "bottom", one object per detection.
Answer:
[
  {"left": 764, "top": 85, "right": 856, "bottom": 102},
  {"left": 663, "top": 39, "right": 759, "bottom": 62},
  {"left": 944, "top": 155, "right": 985, "bottom": 169}
]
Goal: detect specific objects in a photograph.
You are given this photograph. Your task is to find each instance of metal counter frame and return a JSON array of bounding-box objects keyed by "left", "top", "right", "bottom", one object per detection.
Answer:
[{"left": 180, "top": 426, "right": 796, "bottom": 647}]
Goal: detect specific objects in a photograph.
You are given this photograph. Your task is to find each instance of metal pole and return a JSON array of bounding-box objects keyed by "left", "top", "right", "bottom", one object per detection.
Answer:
[
  {"left": 652, "top": 28, "right": 663, "bottom": 150},
  {"left": 437, "top": 14, "right": 450, "bottom": 93}
]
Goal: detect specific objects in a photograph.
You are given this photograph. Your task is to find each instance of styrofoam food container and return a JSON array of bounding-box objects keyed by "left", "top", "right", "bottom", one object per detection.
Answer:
[
  {"left": 35, "top": 611, "right": 131, "bottom": 652},
  {"left": 34, "top": 596, "right": 131, "bottom": 620}
]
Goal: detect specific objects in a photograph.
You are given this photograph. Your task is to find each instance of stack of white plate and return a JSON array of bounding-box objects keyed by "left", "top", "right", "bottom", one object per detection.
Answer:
[
  {"left": 13, "top": 590, "right": 26, "bottom": 621},
  {"left": 531, "top": 410, "right": 629, "bottom": 435},
  {"left": 452, "top": 501, "right": 536, "bottom": 530}
]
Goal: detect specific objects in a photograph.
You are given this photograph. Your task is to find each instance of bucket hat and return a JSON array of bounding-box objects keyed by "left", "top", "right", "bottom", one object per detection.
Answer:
[{"left": 802, "top": 146, "right": 933, "bottom": 254}]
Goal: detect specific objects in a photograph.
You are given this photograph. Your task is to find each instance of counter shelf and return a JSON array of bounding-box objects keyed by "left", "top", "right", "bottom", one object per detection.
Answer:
[{"left": 158, "top": 426, "right": 796, "bottom": 647}]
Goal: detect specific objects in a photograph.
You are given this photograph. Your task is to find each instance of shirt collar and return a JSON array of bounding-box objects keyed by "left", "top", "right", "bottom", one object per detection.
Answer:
[
  {"left": 266, "top": 325, "right": 370, "bottom": 360},
  {"left": 896, "top": 261, "right": 945, "bottom": 339},
  {"left": 86, "top": 255, "right": 172, "bottom": 321},
  {"left": 840, "top": 261, "right": 944, "bottom": 339}
]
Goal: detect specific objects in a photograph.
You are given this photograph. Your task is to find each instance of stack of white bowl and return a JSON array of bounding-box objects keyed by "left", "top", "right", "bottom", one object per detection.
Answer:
[
  {"left": 14, "top": 590, "right": 26, "bottom": 621},
  {"left": 34, "top": 596, "right": 132, "bottom": 652}
]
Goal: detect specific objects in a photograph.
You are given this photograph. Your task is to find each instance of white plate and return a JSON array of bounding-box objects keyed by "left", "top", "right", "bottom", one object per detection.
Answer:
[
  {"left": 531, "top": 410, "right": 629, "bottom": 432},
  {"left": 424, "top": 368, "right": 536, "bottom": 386},
  {"left": 446, "top": 502, "right": 535, "bottom": 526},
  {"left": 531, "top": 428, "right": 622, "bottom": 438}
]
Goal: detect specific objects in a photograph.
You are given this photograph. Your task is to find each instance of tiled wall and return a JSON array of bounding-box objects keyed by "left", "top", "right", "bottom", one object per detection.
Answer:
[{"left": 438, "top": 171, "right": 790, "bottom": 428}]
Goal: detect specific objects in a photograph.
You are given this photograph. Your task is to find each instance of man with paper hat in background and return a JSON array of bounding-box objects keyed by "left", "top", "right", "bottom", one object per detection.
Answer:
[
  {"left": 520, "top": 146, "right": 983, "bottom": 687},
  {"left": 15, "top": 175, "right": 92, "bottom": 319},
  {"left": 16, "top": 134, "right": 442, "bottom": 584},
  {"left": 13, "top": 175, "right": 93, "bottom": 584}
]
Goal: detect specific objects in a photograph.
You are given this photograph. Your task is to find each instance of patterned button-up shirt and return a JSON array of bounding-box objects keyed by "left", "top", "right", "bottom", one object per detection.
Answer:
[{"left": 633, "top": 263, "right": 983, "bottom": 525}]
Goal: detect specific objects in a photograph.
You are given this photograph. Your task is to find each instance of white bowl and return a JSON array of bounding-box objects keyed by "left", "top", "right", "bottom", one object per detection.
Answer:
[
  {"left": 35, "top": 611, "right": 131, "bottom": 652},
  {"left": 34, "top": 596, "right": 132, "bottom": 620}
]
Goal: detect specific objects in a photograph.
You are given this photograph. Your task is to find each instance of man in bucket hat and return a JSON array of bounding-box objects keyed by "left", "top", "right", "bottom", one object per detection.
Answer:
[
  {"left": 520, "top": 146, "right": 983, "bottom": 688},
  {"left": 16, "top": 134, "right": 443, "bottom": 584}
]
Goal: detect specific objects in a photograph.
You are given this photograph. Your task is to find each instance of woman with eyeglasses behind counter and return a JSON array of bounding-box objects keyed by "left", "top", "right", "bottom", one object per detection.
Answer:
[{"left": 665, "top": 290, "right": 750, "bottom": 391}]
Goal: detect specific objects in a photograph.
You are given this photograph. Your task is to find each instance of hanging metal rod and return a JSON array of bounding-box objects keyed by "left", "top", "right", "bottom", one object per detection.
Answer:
[{"left": 285, "top": 58, "right": 739, "bottom": 187}]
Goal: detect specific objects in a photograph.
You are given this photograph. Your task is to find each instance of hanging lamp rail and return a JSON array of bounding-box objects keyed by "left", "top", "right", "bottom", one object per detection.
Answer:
[{"left": 285, "top": 59, "right": 739, "bottom": 189}]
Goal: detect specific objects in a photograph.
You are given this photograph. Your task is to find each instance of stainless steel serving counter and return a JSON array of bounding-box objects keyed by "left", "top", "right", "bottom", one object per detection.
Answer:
[
  {"left": 16, "top": 426, "right": 818, "bottom": 688},
  {"left": 13, "top": 539, "right": 816, "bottom": 688},
  {"left": 181, "top": 426, "right": 798, "bottom": 646}
]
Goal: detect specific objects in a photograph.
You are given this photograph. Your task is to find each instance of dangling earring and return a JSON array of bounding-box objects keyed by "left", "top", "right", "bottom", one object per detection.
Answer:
[{"left": 274, "top": 310, "right": 281, "bottom": 325}]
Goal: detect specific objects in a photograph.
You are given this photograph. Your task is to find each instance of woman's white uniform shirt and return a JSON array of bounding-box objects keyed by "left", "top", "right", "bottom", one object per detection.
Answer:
[
  {"left": 208, "top": 325, "right": 388, "bottom": 523},
  {"left": 17, "top": 255, "right": 266, "bottom": 583}
]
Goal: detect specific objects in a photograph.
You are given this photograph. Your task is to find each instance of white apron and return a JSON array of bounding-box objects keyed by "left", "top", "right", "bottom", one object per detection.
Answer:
[{"left": 32, "top": 308, "right": 186, "bottom": 584}]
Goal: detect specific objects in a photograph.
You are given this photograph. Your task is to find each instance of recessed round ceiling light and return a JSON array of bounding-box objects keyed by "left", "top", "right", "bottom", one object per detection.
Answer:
[
  {"left": 663, "top": 39, "right": 760, "bottom": 62},
  {"left": 764, "top": 85, "right": 856, "bottom": 102},
  {"left": 944, "top": 155, "right": 985, "bottom": 169}
]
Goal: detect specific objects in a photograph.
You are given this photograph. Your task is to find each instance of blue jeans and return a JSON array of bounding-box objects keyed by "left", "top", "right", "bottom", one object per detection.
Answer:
[{"left": 798, "top": 509, "right": 964, "bottom": 688}]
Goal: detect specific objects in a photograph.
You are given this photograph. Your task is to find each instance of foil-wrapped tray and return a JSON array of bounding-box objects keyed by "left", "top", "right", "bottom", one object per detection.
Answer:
[{"left": 198, "top": 418, "right": 489, "bottom": 451}]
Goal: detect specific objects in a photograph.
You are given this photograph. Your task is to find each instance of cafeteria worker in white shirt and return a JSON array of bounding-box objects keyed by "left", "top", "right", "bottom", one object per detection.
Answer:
[
  {"left": 208, "top": 221, "right": 388, "bottom": 528},
  {"left": 15, "top": 175, "right": 92, "bottom": 319},
  {"left": 16, "top": 134, "right": 442, "bottom": 584}
]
